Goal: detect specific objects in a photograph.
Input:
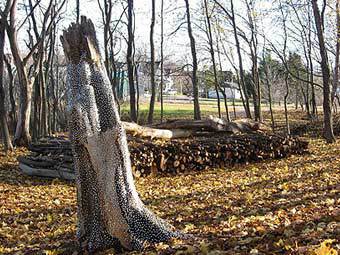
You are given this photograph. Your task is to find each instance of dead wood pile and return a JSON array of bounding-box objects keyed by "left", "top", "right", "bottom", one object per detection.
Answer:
[{"left": 18, "top": 130, "right": 308, "bottom": 179}]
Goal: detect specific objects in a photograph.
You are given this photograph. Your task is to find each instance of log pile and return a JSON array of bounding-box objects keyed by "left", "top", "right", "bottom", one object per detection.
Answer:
[{"left": 18, "top": 132, "right": 308, "bottom": 179}]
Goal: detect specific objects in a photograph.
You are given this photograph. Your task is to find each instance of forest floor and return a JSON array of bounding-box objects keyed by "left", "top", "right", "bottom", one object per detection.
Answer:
[{"left": 0, "top": 110, "right": 339, "bottom": 255}]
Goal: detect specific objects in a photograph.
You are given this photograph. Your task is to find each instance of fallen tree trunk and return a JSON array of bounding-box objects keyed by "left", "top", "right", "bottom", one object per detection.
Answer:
[
  {"left": 121, "top": 121, "right": 195, "bottom": 139},
  {"left": 121, "top": 118, "right": 270, "bottom": 139},
  {"left": 154, "top": 117, "right": 271, "bottom": 133},
  {"left": 19, "top": 162, "right": 75, "bottom": 180}
]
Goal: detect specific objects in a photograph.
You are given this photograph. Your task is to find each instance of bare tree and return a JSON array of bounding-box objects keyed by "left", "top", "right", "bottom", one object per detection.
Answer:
[
  {"left": 311, "top": 0, "right": 336, "bottom": 143},
  {"left": 332, "top": 0, "right": 340, "bottom": 106},
  {"left": 213, "top": 0, "right": 252, "bottom": 118},
  {"left": 261, "top": 51, "right": 276, "bottom": 131},
  {"left": 244, "top": 0, "right": 262, "bottom": 121},
  {"left": 0, "top": 0, "right": 14, "bottom": 151},
  {"left": 76, "top": 0, "right": 80, "bottom": 22},
  {"left": 5, "top": 0, "right": 65, "bottom": 146},
  {"left": 184, "top": 0, "right": 201, "bottom": 120},
  {"left": 127, "top": 0, "right": 137, "bottom": 122},
  {"left": 203, "top": 0, "right": 229, "bottom": 120},
  {"left": 148, "top": 0, "right": 156, "bottom": 124},
  {"left": 279, "top": 0, "right": 290, "bottom": 135},
  {"left": 97, "top": 0, "right": 121, "bottom": 107},
  {"left": 4, "top": 55, "right": 16, "bottom": 130},
  {"left": 160, "top": 0, "right": 164, "bottom": 122}
]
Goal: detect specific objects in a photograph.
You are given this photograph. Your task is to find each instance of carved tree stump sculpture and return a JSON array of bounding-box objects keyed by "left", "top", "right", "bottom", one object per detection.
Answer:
[{"left": 61, "top": 17, "right": 180, "bottom": 252}]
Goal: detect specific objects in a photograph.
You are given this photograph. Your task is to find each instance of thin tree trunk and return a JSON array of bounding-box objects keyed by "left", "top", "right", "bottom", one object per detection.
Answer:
[
  {"left": 295, "top": 83, "right": 298, "bottom": 110},
  {"left": 127, "top": 0, "right": 137, "bottom": 122},
  {"left": 279, "top": 0, "right": 290, "bottom": 133},
  {"left": 332, "top": 0, "right": 340, "bottom": 104},
  {"left": 284, "top": 73, "right": 290, "bottom": 135},
  {"left": 109, "top": 28, "right": 119, "bottom": 110},
  {"left": 268, "top": 81, "right": 275, "bottom": 131},
  {"left": 55, "top": 53, "right": 60, "bottom": 132},
  {"left": 215, "top": 24, "right": 230, "bottom": 121},
  {"left": 232, "top": 89, "right": 236, "bottom": 119},
  {"left": 184, "top": 0, "right": 201, "bottom": 120},
  {"left": 311, "top": 0, "right": 336, "bottom": 143},
  {"left": 230, "top": 0, "right": 251, "bottom": 118},
  {"left": 134, "top": 63, "right": 139, "bottom": 119},
  {"left": 49, "top": 25, "right": 56, "bottom": 133},
  {"left": 148, "top": 0, "right": 156, "bottom": 124},
  {"left": 263, "top": 63, "right": 275, "bottom": 131},
  {"left": 0, "top": 15, "right": 13, "bottom": 151},
  {"left": 4, "top": 55, "right": 16, "bottom": 131},
  {"left": 76, "top": 0, "right": 80, "bottom": 23},
  {"left": 32, "top": 78, "right": 40, "bottom": 141},
  {"left": 306, "top": 4, "right": 317, "bottom": 117},
  {"left": 160, "top": 0, "right": 164, "bottom": 123},
  {"left": 39, "top": 53, "right": 48, "bottom": 137},
  {"left": 245, "top": 0, "right": 261, "bottom": 121},
  {"left": 203, "top": 0, "right": 222, "bottom": 118}
]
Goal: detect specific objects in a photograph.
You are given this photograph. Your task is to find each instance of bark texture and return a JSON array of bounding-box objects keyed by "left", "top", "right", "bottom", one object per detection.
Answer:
[
  {"left": 311, "top": 0, "right": 336, "bottom": 143},
  {"left": 60, "top": 17, "right": 179, "bottom": 252},
  {"left": 0, "top": 11, "right": 13, "bottom": 151}
]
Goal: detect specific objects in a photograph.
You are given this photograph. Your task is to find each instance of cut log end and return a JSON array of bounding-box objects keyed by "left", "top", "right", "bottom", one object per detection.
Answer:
[{"left": 60, "top": 16, "right": 101, "bottom": 65}]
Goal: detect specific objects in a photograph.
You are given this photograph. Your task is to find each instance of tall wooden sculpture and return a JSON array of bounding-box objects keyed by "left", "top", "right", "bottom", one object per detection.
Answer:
[{"left": 61, "top": 17, "right": 179, "bottom": 252}]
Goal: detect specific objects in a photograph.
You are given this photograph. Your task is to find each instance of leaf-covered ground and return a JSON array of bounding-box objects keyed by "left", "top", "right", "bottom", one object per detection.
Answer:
[{"left": 0, "top": 134, "right": 339, "bottom": 254}]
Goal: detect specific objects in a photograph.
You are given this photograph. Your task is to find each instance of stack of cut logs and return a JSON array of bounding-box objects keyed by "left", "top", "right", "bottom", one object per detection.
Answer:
[{"left": 18, "top": 118, "right": 309, "bottom": 179}]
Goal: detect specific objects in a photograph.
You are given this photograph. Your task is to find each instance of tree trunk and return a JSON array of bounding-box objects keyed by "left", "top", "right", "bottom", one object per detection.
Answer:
[
  {"left": 311, "top": 0, "right": 336, "bottom": 143},
  {"left": 284, "top": 73, "right": 290, "bottom": 135},
  {"left": 32, "top": 77, "right": 40, "bottom": 141},
  {"left": 184, "top": 0, "right": 201, "bottom": 120},
  {"left": 332, "top": 0, "right": 340, "bottom": 105},
  {"left": 263, "top": 62, "right": 275, "bottom": 131},
  {"left": 307, "top": 7, "right": 317, "bottom": 117},
  {"left": 76, "top": 0, "right": 80, "bottom": 23},
  {"left": 160, "top": 0, "right": 164, "bottom": 122},
  {"left": 134, "top": 63, "right": 140, "bottom": 118},
  {"left": 230, "top": 0, "right": 251, "bottom": 118},
  {"left": 6, "top": 0, "right": 32, "bottom": 146},
  {"left": 154, "top": 117, "right": 268, "bottom": 133},
  {"left": 39, "top": 55, "right": 48, "bottom": 137},
  {"left": 215, "top": 27, "right": 230, "bottom": 121},
  {"left": 127, "top": 0, "right": 137, "bottom": 122},
  {"left": 148, "top": 0, "right": 156, "bottom": 124},
  {"left": 0, "top": 16, "right": 13, "bottom": 151},
  {"left": 60, "top": 17, "right": 180, "bottom": 253},
  {"left": 203, "top": 0, "right": 222, "bottom": 118}
]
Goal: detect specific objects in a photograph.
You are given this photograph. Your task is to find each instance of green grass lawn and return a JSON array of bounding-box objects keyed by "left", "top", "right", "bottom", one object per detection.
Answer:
[
  {"left": 120, "top": 102, "right": 220, "bottom": 123},
  {"left": 119, "top": 100, "right": 297, "bottom": 124}
]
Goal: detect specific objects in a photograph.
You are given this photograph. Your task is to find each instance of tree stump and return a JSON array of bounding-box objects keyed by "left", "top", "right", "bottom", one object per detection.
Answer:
[{"left": 60, "top": 17, "right": 179, "bottom": 253}]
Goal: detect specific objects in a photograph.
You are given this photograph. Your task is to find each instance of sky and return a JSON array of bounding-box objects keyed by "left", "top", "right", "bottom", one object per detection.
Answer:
[
  {"left": 87, "top": 0, "right": 274, "bottom": 70},
  {"left": 6, "top": 0, "right": 277, "bottom": 71},
  {"left": 63, "top": 0, "right": 198, "bottom": 61}
]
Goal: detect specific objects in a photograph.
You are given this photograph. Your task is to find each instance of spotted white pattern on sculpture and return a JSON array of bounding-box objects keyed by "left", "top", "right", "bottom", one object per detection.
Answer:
[{"left": 63, "top": 18, "right": 182, "bottom": 253}]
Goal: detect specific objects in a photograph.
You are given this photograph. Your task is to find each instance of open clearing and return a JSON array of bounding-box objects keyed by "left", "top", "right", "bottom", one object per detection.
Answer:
[{"left": 0, "top": 109, "right": 339, "bottom": 254}]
